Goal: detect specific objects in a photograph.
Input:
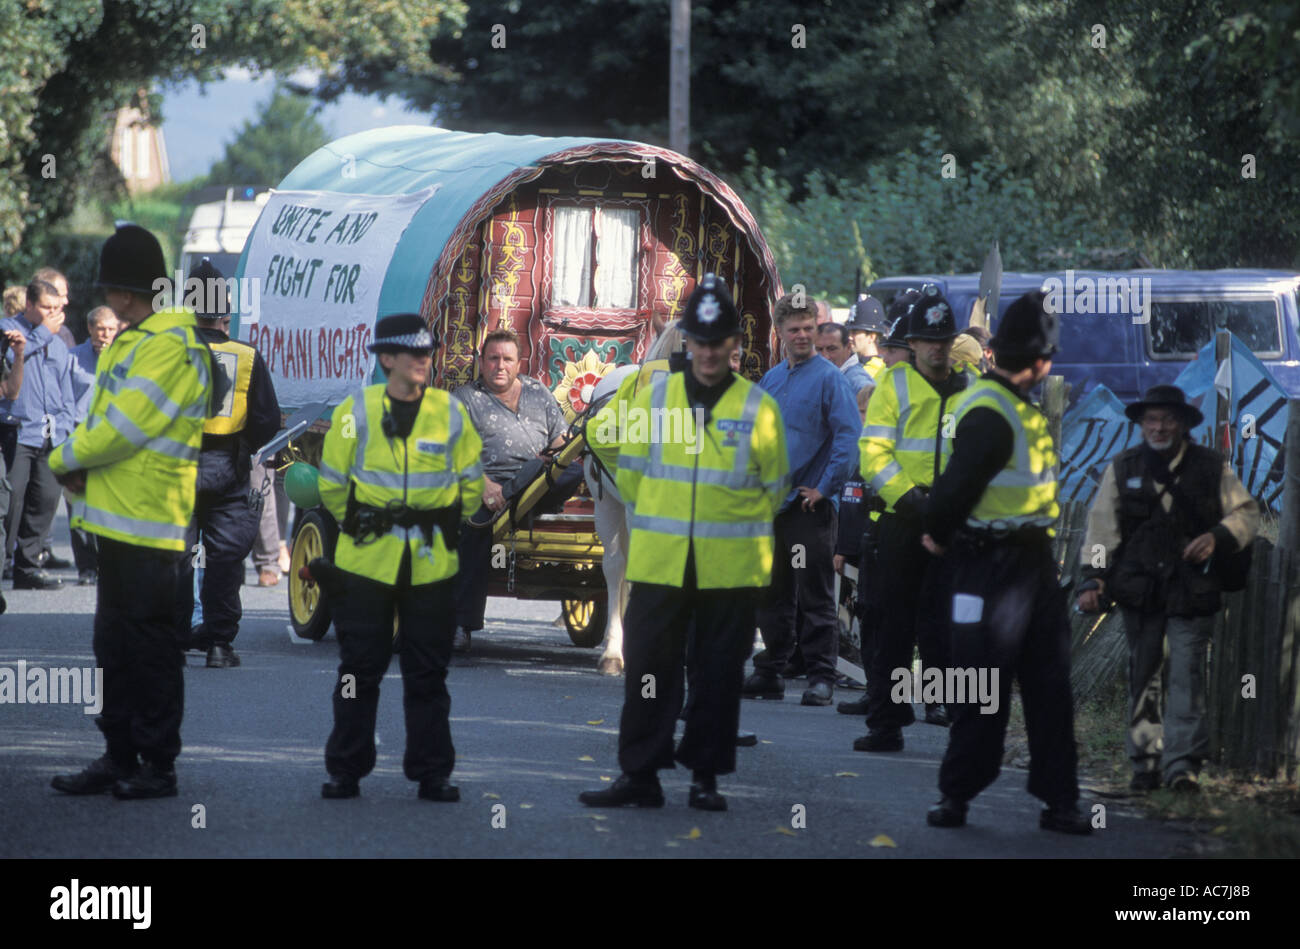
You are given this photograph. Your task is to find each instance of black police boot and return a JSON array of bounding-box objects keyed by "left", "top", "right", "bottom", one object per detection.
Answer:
[
  {"left": 452, "top": 627, "right": 472, "bottom": 655},
  {"left": 924, "top": 703, "right": 951, "bottom": 727},
  {"left": 39, "top": 548, "right": 73, "bottom": 570},
  {"left": 77, "top": 569, "right": 97, "bottom": 586},
  {"left": 112, "top": 761, "right": 178, "bottom": 799},
  {"left": 13, "top": 569, "right": 63, "bottom": 590},
  {"left": 740, "top": 672, "right": 784, "bottom": 700},
  {"left": 801, "top": 680, "right": 834, "bottom": 706},
  {"left": 417, "top": 777, "right": 460, "bottom": 802},
  {"left": 1039, "top": 801, "right": 1093, "bottom": 835},
  {"left": 836, "top": 696, "right": 870, "bottom": 715},
  {"left": 853, "top": 728, "right": 903, "bottom": 752},
  {"left": 736, "top": 731, "right": 758, "bottom": 747},
  {"left": 926, "top": 796, "right": 968, "bottom": 828},
  {"left": 321, "top": 775, "right": 361, "bottom": 799},
  {"left": 688, "top": 771, "right": 726, "bottom": 811},
  {"left": 206, "top": 643, "right": 241, "bottom": 668},
  {"left": 51, "top": 755, "right": 135, "bottom": 795},
  {"left": 578, "top": 772, "right": 664, "bottom": 808}
]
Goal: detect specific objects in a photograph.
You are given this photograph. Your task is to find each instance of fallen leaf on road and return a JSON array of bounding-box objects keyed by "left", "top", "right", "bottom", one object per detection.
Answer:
[
  {"left": 594, "top": 826, "right": 610, "bottom": 833},
  {"left": 599, "top": 775, "right": 612, "bottom": 782},
  {"left": 772, "top": 827, "right": 797, "bottom": 836},
  {"left": 519, "top": 803, "right": 534, "bottom": 809},
  {"left": 760, "top": 740, "right": 774, "bottom": 745},
  {"left": 870, "top": 834, "right": 897, "bottom": 848},
  {"left": 1210, "top": 825, "right": 1228, "bottom": 836},
  {"left": 835, "top": 771, "right": 859, "bottom": 778},
  {"left": 677, "top": 827, "right": 702, "bottom": 840},
  {"left": 577, "top": 755, "right": 595, "bottom": 761},
  {"left": 587, "top": 814, "right": 608, "bottom": 821},
  {"left": 482, "top": 792, "right": 501, "bottom": 799},
  {"left": 587, "top": 719, "right": 605, "bottom": 725},
  {"left": 665, "top": 841, "right": 681, "bottom": 847}
]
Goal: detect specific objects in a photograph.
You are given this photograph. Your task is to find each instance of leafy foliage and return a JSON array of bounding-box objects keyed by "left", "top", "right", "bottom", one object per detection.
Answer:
[{"left": 205, "top": 86, "right": 328, "bottom": 187}]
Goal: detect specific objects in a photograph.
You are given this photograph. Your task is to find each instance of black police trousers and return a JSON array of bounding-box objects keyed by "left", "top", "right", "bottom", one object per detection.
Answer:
[
  {"left": 324, "top": 551, "right": 457, "bottom": 783},
  {"left": 753, "top": 501, "right": 839, "bottom": 685},
  {"left": 937, "top": 534, "right": 1080, "bottom": 806},
  {"left": 179, "top": 480, "right": 260, "bottom": 645},
  {"left": 94, "top": 537, "right": 187, "bottom": 768},
  {"left": 618, "top": 563, "right": 757, "bottom": 777},
  {"left": 865, "top": 512, "right": 951, "bottom": 730}
]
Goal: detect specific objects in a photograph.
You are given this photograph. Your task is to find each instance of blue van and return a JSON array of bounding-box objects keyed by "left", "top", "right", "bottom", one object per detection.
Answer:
[{"left": 866, "top": 270, "right": 1300, "bottom": 405}]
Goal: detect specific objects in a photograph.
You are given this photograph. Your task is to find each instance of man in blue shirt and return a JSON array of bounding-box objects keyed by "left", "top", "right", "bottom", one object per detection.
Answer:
[
  {"left": 743, "top": 292, "right": 861, "bottom": 705},
  {"left": 0, "top": 279, "right": 76, "bottom": 589}
]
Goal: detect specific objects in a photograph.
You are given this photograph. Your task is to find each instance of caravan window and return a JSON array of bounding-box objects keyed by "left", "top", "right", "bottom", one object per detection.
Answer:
[
  {"left": 551, "top": 205, "right": 640, "bottom": 309},
  {"left": 1146, "top": 298, "right": 1282, "bottom": 359}
]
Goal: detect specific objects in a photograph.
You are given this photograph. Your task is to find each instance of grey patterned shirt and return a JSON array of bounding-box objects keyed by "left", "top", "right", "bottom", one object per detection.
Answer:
[{"left": 453, "top": 374, "right": 568, "bottom": 483}]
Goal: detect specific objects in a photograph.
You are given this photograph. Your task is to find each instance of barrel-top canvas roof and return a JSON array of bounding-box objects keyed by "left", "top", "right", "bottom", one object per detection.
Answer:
[{"left": 238, "top": 125, "right": 781, "bottom": 323}]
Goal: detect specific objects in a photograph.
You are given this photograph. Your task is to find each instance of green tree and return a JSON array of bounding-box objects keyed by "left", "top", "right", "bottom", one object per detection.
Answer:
[{"left": 205, "top": 87, "right": 329, "bottom": 186}]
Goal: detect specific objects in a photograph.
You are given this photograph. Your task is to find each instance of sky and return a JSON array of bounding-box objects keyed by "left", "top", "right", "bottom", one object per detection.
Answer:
[{"left": 158, "top": 67, "right": 433, "bottom": 182}]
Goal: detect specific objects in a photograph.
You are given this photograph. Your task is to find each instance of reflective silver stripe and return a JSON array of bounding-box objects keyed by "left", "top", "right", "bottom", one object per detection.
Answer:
[
  {"left": 80, "top": 505, "right": 189, "bottom": 543},
  {"left": 962, "top": 384, "right": 1058, "bottom": 482},
  {"left": 870, "top": 460, "right": 903, "bottom": 492},
  {"left": 893, "top": 368, "right": 912, "bottom": 431},
  {"left": 105, "top": 404, "right": 151, "bottom": 448},
  {"left": 629, "top": 512, "right": 770, "bottom": 539},
  {"left": 58, "top": 439, "right": 79, "bottom": 471},
  {"left": 350, "top": 468, "right": 459, "bottom": 490},
  {"left": 966, "top": 515, "right": 1057, "bottom": 529},
  {"left": 619, "top": 453, "right": 647, "bottom": 473},
  {"left": 647, "top": 374, "right": 669, "bottom": 468},
  {"left": 104, "top": 403, "right": 199, "bottom": 462},
  {"left": 989, "top": 468, "right": 1057, "bottom": 488},
  {"left": 350, "top": 392, "right": 371, "bottom": 479},
  {"left": 120, "top": 376, "right": 203, "bottom": 420},
  {"left": 895, "top": 437, "right": 933, "bottom": 453},
  {"left": 461, "top": 462, "right": 483, "bottom": 482},
  {"left": 861, "top": 425, "right": 894, "bottom": 440},
  {"left": 446, "top": 401, "right": 462, "bottom": 468},
  {"left": 637, "top": 459, "right": 759, "bottom": 490},
  {"left": 318, "top": 460, "right": 347, "bottom": 485},
  {"left": 730, "top": 385, "right": 764, "bottom": 476},
  {"left": 404, "top": 470, "right": 460, "bottom": 490}
]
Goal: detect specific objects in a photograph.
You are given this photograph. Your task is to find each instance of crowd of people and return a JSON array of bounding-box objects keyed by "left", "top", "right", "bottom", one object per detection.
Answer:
[{"left": 22, "top": 220, "right": 1257, "bottom": 824}]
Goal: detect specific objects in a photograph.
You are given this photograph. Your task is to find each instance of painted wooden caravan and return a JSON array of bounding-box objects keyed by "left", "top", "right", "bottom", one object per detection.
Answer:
[{"left": 234, "top": 126, "right": 783, "bottom": 644}]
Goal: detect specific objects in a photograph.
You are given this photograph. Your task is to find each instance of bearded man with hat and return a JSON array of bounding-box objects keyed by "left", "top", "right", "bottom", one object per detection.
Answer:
[
  {"left": 1076, "top": 384, "right": 1258, "bottom": 793},
  {"left": 48, "top": 223, "right": 215, "bottom": 799},
  {"left": 179, "top": 257, "right": 281, "bottom": 668},
  {"left": 920, "top": 289, "right": 1089, "bottom": 833},
  {"left": 315, "top": 313, "right": 483, "bottom": 801},
  {"left": 579, "top": 274, "right": 789, "bottom": 811},
  {"left": 846, "top": 295, "right": 890, "bottom": 379},
  {"left": 853, "top": 286, "right": 970, "bottom": 748}
]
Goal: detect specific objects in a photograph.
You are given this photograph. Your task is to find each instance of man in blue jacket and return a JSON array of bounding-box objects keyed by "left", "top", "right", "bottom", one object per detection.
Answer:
[
  {"left": 0, "top": 278, "right": 76, "bottom": 590},
  {"left": 742, "top": 291, "right": 861, "bottom": 706}
]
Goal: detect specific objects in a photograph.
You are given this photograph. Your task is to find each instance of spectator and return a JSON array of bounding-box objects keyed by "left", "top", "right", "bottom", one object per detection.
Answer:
[
  {"left": 3, "top": 286, "right": 25, "bottom": 318},
  {"left": 1077, "top": 385, "right": 1260, "bottom": 793},
  {"left": 0, "top": 322, "right": 28, "bottom": 615},
  {"left": 815, "top": 321, "right": 872, "bottom": 393},
  {"left": 963, "top": 324, "right": 994, "bottom": 368},
  {"left": 0, "top": 279, "right": 75, "bottom": 589},
  {"left": 742, "top": 291, "right": 860, "bottom": 706},
  {"left": 64, "top": 305, "right": 121, "bottom": 583},
  {"left": 452, "top": 328, "right": 568, "bottom": 654},
  {"left": 33, "top": 267, "right": 77, "bottom": 351}
]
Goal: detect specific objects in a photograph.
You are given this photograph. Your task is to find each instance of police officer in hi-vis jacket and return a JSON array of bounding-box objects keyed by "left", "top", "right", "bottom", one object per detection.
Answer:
[{"left": 316, "top": 314, "right": 484, "bottom": 802}]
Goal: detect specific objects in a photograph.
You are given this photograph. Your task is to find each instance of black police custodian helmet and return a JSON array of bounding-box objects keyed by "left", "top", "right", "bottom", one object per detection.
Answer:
[
  {"left": 368, "top": 313, "right": 440, "bottom": 355},
  {"left": 880, "top": 289, "right": 919, "bottom": 350},
  {"left": 903, "top": 286, "right": 958, "bottom": 341},
  {"left": 97, "top": 223, "right": 167, "bottom": 296},
  {"left": 991, "top": 290, "right": 1059, "bottom": 359},
  {"left": 680, "top": 273, "right": 740, "bottom": 342},
  {"left": 187, "top": 257, "right": 230, "bottom": 319},
  {"left": 846, "top": 296, "right": 889, "bottom": 335}
]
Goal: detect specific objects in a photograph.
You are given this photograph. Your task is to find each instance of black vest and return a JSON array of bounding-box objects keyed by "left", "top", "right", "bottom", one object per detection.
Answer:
[{"left": 1109, "top": 441, "right": 1224, "bottom": 616}]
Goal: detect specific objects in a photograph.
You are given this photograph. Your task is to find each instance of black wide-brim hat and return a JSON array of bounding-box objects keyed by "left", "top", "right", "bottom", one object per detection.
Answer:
[
  {"left": 1124, "top": 384, "right": 1204, "bottom": 427},
  {"left": 368, "top": 313, "right": 439, "bottom": 354}
]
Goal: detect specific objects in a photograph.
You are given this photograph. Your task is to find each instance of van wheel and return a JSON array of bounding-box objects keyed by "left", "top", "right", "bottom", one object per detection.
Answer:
[
  {"left": 562, "top": 599, "right": 606, "bottom": 648},
  {"left": 289, "top": 509, "right": 337, "bottom": 641}
]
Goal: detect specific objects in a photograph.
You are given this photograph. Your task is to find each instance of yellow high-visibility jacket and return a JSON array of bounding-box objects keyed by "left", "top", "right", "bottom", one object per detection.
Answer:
[
  {"left": 318, "top": 384, "right": 484, "bottom": 586},
  {"left": 618, "top": 372, "right": 789, "bottom": 589},
  {"left": 859, "top": 362, "right": 955, "bottom": 513},
  {"left": 587, "top": 359, "right": 671, "bottom": 480},
  {"left": 943, "top": 378, "right": 1059, "bottom": 530},
  {"left": 50, "top": 307, "right": 212, "bottom": 551}
]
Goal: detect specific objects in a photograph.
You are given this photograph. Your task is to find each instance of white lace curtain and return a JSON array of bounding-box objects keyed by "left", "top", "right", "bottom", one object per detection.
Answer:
[{"left": 551, "top": 205, "right": 639, "bottom": 309}]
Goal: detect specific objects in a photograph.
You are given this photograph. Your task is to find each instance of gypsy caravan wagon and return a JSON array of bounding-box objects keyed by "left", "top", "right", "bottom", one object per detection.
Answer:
[{"left": 232, "top": 126, "right": 784, "bottom": 645}]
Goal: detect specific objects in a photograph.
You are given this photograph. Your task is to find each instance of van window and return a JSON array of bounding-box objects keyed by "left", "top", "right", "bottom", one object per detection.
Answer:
[{"left": 1146, "top": 298, "right": 1281, "bottom": 359}]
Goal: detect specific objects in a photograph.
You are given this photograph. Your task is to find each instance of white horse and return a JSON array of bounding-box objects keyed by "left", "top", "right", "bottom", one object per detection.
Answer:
[{"left": 583, "top": 323, "right": 686, "bottom": 675}]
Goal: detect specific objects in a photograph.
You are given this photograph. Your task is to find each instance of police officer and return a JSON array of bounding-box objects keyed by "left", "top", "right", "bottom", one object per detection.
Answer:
[
  {"left": 846, "top": 296, "right": 890, "bottom": 379},
  {"left": 49, "top": 224, "right": 214, "bottom": 799},
  {"left": 920, "top": 290, "right": 1090, "bottom": 834},
  {"left": 181, "top": 258, "right": 281, "bottom": 667},
  {"left": 579, "top": 275, "right": 789, "bottom": 811},
  {"left": 855, "top": 287, "right": 969, "bottom": 749},
  {"left": 316, "top": 313, "right": 484, "bottom": 801}
]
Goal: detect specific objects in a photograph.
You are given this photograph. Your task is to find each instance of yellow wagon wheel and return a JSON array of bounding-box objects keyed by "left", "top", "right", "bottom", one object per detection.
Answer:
[
  {"left": 289, "top": 509, "right": 336, "bottom": 641},
  {"left": 561, "top": 599, "right": 607, "bottom": 648}
]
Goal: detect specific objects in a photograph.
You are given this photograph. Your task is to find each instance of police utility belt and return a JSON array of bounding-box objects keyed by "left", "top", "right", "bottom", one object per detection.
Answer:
[
  {"left": 955, "top": 521, "right": 1051, "bottom": 549},
  {"left": 343, "top": 485, "right": 461, "bottom": 549}
]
